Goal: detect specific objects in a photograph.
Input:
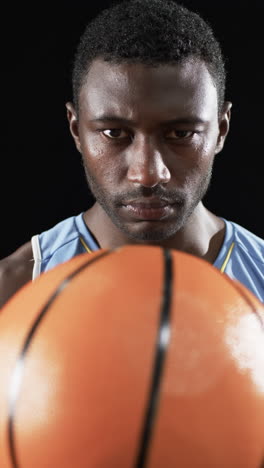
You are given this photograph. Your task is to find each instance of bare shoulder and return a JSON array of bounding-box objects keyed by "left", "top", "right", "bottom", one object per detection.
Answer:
[{"left": 0, "top": 241, "right": 34, "bottom": 308}]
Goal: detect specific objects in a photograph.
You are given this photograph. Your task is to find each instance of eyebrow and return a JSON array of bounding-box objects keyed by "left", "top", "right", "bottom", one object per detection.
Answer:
[{"left": 90, "top": 115, "right": 207, "bottom": 125}]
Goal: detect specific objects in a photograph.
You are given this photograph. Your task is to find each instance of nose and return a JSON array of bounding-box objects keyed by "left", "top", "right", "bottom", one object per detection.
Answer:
[{"left": 126, "top": 137, "right": 171, "bottom": 188}]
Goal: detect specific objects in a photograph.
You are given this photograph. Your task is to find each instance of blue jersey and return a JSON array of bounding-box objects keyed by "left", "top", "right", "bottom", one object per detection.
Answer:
[{"left": 31, "top": 212, "right": 264, "bottom": 302}]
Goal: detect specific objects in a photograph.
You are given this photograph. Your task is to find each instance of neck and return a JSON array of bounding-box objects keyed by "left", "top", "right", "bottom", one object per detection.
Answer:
[{"left": 83, "top": 202, "right": 225, "bottom": 264}]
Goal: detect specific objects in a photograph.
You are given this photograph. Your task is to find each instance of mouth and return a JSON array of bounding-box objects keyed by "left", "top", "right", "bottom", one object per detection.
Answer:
[{"left": 122, "top": 198, "right": 176, "bottom": 221}]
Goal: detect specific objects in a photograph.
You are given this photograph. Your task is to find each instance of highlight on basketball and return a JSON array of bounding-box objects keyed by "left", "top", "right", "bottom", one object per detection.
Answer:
[{"left": 0, "top": 245, "right": 263, "bottom": 467}]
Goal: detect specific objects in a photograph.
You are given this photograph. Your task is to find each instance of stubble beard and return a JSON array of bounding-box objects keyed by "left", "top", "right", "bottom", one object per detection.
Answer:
[{"left": 82, "top": 160, "right": 213, "bottom": 243}]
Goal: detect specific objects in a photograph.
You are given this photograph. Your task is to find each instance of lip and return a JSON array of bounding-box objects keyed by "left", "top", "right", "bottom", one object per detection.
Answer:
[{"left": 122, "top": 198, "right": 174, "bottom": 220}]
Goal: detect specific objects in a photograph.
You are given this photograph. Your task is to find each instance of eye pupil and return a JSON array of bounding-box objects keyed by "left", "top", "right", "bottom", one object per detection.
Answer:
[
  {"left": 108, "top": 129, "right": 122, "bottom": 138},
  {"left": 175, "top": 131, "right": 189, "bottom": 138}
]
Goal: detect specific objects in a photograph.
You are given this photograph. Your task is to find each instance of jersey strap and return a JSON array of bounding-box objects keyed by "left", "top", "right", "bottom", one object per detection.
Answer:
[
  {"left": 79, "top": 236, "right": 93, "bottom": 253},
  {"left": 220, "top": 242, "right": 235, "bottom": 273}
]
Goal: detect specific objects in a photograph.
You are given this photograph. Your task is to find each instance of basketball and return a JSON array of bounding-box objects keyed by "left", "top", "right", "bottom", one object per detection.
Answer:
[{"left": 0, "top": 245, "right": 263, "bottom": 468}]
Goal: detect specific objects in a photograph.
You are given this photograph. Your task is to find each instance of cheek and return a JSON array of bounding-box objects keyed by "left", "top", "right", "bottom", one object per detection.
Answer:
[
  {"left": 80, "top": 135, "right": 126, "bottom": 184},
  {"left": 80, "top": 132, "right": 105, "bottom": 161},
  {"left": 197, "top": 145, "right": 215, "bottom": 170},
  {"left": 173, "top": 139, "right": 216, "bottom": 189},
  {"left": 190, "top": 135, "right": 217, "bottom": 171},
  {"left": 172, "top": 143, "right": 214, "bottom": 178}
]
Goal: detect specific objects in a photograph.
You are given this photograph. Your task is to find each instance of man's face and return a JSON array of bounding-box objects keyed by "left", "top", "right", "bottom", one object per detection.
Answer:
[{"left": 70, "top": 58, "right": 230, "bottom": 243}]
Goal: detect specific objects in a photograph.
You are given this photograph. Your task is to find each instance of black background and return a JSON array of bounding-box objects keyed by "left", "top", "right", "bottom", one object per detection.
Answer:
[{"left": 2, "top": 0, "right": 263, "bottom": 259}]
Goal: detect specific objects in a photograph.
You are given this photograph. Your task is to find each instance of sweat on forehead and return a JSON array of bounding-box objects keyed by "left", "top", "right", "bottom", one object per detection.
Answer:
[{"left": 78, "top": 59, "right": 218, "bottom": 124}]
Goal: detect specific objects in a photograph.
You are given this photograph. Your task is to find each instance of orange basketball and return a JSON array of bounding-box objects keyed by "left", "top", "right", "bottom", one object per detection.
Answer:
[{"left": 0, "top": 245, "right": 264, "bottom": 468}]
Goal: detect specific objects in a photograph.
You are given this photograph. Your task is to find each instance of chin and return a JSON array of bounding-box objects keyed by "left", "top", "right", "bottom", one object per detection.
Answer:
[{"left": 122, "top": 223, "right": 180, "bottom": 243}]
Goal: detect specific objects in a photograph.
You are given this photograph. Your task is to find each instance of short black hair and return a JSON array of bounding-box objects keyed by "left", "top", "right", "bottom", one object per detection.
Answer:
[{"left": 72, "top": 0, "right": 226, "bottom": 115}]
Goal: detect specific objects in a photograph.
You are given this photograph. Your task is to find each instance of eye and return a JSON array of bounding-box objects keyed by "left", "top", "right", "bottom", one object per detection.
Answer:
[
  {"left": 166, "top": 130, "right": 195, "bottom": 139},
  {"left": 101, "top": 129, "right": 128, "bottom": 139}
]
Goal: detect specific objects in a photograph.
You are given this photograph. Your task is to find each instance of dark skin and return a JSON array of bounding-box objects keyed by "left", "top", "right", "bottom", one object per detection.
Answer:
[{"left": 0, "top": 57, "right": 232, "bottom": 308}]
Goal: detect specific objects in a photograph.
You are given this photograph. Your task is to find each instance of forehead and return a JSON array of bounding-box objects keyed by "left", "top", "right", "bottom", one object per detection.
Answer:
[{"left": 79, "top": 58, "right": 218, "bottom": 121}]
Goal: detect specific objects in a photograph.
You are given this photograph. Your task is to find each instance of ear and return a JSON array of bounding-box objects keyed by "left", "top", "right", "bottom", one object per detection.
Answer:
[
  {"left": 215, "top": 101, "right": 232, "bottom": 155},
  {"left": 65, "top": 102, "right": 82, "bottom": 153}
]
